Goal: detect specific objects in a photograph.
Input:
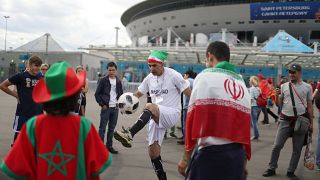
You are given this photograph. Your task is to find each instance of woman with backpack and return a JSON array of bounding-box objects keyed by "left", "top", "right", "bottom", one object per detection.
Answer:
[{"left": 249, "top": 76, "right": 261, "bottom": 140}]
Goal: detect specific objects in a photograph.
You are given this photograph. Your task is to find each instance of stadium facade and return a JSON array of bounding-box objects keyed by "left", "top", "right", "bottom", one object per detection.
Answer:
[{"left": 121, "top": 0, "right": 320, "bottom": 45}]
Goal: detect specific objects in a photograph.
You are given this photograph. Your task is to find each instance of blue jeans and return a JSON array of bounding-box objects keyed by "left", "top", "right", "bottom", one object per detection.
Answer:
[
  {"left": 317, "top": 115, "right": 320, "bottom": 167},
  {"left": 251, "top": 106, "right": 261, "bottom": 138},
  {"left": 98, "top": 107, "right": 119, "bottom": 148}
]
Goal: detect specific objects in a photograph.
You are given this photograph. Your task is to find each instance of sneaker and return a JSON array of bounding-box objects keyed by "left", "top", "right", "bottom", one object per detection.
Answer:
[
  {"left": 114, "top": 128, "right": 132, "bottom": 148},
  {"left": 107, "top": 147, "right": 118, "bottom": 154},
  {"left": 262, "top": 169, "right": 275, "bottom": 177},
  {"left": 169, "top": 132, "right": 178, "bottom": 138},
  {"left": 286, "top": 172, "right": 299, "bottom": 180},
  {"left": 177, "top": 140, "right": 184, "bottom": 145},
  {"left": 250, "top": 136, "right": 259, "bottom": 141}
]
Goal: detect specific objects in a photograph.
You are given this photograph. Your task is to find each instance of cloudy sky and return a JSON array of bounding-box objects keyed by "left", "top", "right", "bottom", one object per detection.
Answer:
[{"left": 0, "top": 0, "right": 143, "bottom": 51}]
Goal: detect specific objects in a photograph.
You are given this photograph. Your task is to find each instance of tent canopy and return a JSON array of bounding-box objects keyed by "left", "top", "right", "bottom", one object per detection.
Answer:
[{"left": 261, "top": 30, "right": 313, "bottom": 53}]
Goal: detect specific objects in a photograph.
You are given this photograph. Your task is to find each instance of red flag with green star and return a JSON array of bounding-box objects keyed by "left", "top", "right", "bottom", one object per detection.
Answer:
[{"left": 0, "top": 114, "right": 112, "bottom": 180}]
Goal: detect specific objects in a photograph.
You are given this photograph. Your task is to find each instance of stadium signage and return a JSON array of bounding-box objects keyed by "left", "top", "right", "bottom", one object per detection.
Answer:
[{"left": 250, "top": 2, "right": 320, "bottom": 20}]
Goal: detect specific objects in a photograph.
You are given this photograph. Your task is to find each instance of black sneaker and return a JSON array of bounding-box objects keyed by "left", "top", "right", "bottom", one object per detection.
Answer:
[
  {"left": 177, "top": 136, "right": 184, "bottom": 140},
  {"left": 177, "top": 140, "right": 184, "bottom": 145},
  {"left": 262, "top": 121, "right": 270, "bottom": 125},
  {"left": 286, "top": 172, "right": 299, "bottom": 180},
  {"left": 107, "top": 147, "right": 118, "bottom": 154},
  {"left": 262, "top": 169, "right": 275, "bottom": 177},
  {"left": 114, "top": 128, "right": 132, "bottom": 148}
]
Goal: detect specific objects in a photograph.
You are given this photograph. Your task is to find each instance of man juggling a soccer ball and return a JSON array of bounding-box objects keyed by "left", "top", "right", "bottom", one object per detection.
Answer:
[{"left": 114, "top": 50, "right": 191, "bottom": 180}]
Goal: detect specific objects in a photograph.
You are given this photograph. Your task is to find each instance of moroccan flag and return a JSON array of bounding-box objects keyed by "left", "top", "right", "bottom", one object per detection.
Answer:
[
  {"left": 1, "top": 114, "right": 112, "bottom": 180},
  {"left": 185, "top": 67, "right": 251, "bottom": 160}
]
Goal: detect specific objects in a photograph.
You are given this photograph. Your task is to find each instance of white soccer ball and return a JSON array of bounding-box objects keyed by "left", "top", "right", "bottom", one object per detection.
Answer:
[{"left": 118, "top": 92, "right": 139, "bottom": 114}]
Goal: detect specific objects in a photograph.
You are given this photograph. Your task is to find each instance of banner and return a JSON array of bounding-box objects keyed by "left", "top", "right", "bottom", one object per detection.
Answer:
[{"left": 250, "top": 2, "right": 320, "bottom": 20}]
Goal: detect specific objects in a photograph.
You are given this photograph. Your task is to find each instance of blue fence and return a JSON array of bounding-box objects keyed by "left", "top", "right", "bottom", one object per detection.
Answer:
[{"left": 101, "top": 61, "right": 320, "bottom": 81}]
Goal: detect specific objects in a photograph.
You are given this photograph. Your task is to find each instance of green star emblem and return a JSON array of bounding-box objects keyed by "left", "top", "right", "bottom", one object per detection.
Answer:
[{"left": 39, "top": 140, "right": 75, "bottom": 176}]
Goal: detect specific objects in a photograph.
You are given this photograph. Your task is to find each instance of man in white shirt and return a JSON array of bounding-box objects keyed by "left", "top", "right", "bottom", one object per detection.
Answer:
[
  {"left": 114, "top": 50, "right": 191, "bottom": 180},
  {"left": 95, "top": 62, "right": 123, "bottom": 154}
]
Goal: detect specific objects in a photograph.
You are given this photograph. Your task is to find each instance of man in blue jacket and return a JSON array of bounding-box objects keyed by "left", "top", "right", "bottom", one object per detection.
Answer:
[{"left": 95, "top": 62, "right": 123, "bottom": 154}]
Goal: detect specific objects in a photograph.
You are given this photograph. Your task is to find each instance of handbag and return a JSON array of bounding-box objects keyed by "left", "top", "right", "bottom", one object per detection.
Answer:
[
  {"left": 304, "top": 132, "right": 315, "bottom": 170},
  {"left": 288, "top": 83, "right": 310, "bottom": 135}
]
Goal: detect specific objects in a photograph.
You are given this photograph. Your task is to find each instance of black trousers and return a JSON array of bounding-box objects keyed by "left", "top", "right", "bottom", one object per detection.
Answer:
[{"left": 187, "top": 143, "right": 245, "bottom": 180}]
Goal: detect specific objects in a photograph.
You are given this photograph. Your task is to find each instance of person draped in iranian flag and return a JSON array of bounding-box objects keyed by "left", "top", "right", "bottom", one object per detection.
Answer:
[
  {"left": 0, "top": 61, "right": 112, "bottom": 180},
  {"left": 178, "top": 41, "right": 251, "bottom": 180}
]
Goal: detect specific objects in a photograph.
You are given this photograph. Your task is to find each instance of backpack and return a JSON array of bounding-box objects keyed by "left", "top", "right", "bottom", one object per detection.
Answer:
[
  {"left": 314, "top": 90, "right": 320, "bottom": 109},
  {"left": 256, "top": 93, "right": 267, "bottom": 107},
  {"left": 255, "top": 88, "right": 267, "bottom": 107}
]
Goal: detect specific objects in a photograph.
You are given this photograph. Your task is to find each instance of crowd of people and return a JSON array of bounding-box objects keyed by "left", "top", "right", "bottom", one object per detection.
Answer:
[{"left": 0, "top": 41, "right": 319, "bottom": 180}]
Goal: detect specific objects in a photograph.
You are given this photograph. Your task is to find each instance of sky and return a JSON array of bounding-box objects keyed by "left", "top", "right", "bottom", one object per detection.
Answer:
[{"left": 0, "top": 0, "right": 143, "bottom": 51}]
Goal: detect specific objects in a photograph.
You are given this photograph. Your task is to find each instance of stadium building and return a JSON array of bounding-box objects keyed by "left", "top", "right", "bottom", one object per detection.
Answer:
[
  {"left": 121, "top": 0, "right": 320, "bottom": 46},
  {"left": 85, "top": 0, "right": 320, "bottom": 83}
]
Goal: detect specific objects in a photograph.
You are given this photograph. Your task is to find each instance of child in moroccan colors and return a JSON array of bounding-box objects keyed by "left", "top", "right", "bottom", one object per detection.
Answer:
[{"left": 0, "top": 61, "right": 112, "bottom": 180}]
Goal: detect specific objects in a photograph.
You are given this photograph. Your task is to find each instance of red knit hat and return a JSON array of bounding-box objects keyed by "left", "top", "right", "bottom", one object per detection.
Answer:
[{"left": 33, "top": 61, "right": 86, "bottom": 103}]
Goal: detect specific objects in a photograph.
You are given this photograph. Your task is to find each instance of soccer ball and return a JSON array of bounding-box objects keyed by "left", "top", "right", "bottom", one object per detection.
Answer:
[{"left": 118, "top": 92, "right": 139, "bottom": 114}]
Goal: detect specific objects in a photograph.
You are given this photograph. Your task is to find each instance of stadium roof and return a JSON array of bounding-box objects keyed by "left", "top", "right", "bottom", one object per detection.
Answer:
[
  {"left": 83, "top": 46, "right": 320, "bottom": 68},
  {"left": 14, "top": 33, "right": 65, "bottom": 52},
  {"left": 121, "top": 0, "right": 299, "bottom": 26}
]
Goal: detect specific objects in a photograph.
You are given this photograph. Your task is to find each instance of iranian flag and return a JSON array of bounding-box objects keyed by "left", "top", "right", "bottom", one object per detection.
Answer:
[{"left": 185, "top": 68, "right": 251, "bottom": 159}]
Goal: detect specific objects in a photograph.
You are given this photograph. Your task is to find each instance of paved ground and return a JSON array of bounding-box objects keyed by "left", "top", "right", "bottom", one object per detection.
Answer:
[{"left": 0, "top": 90, "right": 319, "bottom": 180}]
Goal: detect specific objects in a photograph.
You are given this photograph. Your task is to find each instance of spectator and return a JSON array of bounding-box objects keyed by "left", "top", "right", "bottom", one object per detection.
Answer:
[
  {"left": 75, "top": 66, "right": 89, "bottom": 116},
  {"left": 266, "top": 78, "right": 279, "bottom": 122},
  {"left": 95, "top": 62, "right": 123, "bottom": 154},
  {"left": 263, "top": 63, "right": 313, "bottom": 179},
  {"left": 40, "top": 63, "right": 49, "bottom": 77},
  {"left": 177, "top": 70, "right": 195, "bottom": 145},
  {"left": 257, "top": 74, "right": 270, "bottom": 124},
  {"left": 249, "top": 76, "right": 261, "bottom": 140},
  {"left": 0, "top": 55, "right": 43, "bottom": 143},
  {"left": 312, "top": 80, "right": 320, "bottom": 171}
]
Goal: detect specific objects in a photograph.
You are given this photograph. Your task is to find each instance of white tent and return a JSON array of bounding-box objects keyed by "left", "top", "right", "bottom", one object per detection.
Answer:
[{"left": 14, "top": 33, "right": 65, "bottom": 52}]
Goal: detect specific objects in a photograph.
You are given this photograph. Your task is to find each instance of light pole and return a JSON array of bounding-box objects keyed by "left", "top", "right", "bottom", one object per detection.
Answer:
[
  {"left": 3, "top": 16, "right": 10, "bottom": 52},
  {"left": 115, "top": 27, "right": 120, "bottom": 47}
]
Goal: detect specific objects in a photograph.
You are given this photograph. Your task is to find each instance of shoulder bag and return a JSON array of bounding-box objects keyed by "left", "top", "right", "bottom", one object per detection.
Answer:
[{"left": 288, "top": 83, "right": 310, "bottom": 135}]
